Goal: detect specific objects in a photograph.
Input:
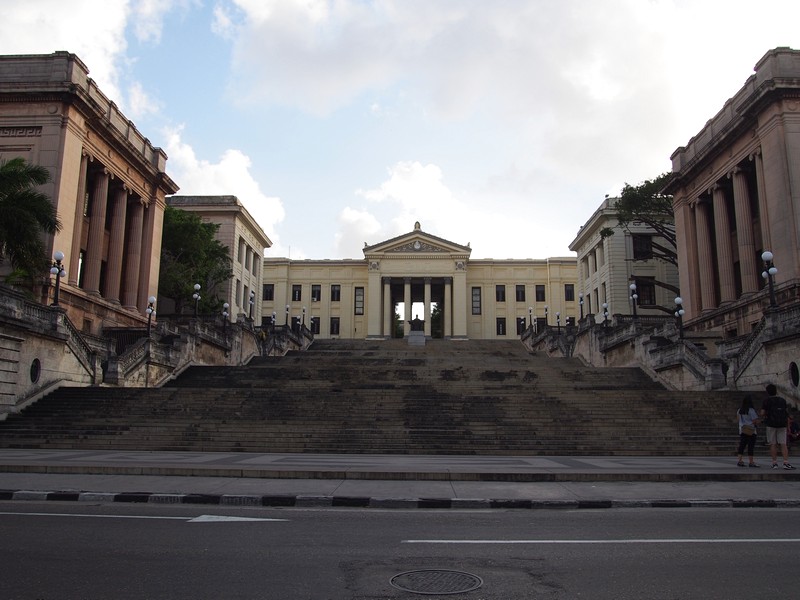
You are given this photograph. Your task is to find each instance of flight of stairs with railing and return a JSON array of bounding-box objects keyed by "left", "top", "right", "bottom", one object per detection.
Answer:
[{"left": 0, "top": 339, "right": 752, "bottom": 455}]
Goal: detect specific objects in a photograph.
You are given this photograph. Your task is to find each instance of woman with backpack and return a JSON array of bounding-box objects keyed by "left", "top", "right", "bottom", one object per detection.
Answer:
[{"left": 736, "top": 395, "right": 760, "bottom": 467}]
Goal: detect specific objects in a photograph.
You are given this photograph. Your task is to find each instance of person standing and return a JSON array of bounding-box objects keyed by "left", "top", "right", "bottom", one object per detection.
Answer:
[
  {"left": 736, "top": 395, "right": 760, "bottom": 467},
  {"left": 761, "top": 383, "right": 795, "bottom": 470}
]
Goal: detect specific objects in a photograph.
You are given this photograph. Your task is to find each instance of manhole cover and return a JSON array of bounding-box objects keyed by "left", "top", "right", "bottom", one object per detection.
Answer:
[{"left": 390, "top": 569, "right": 483, "bottom": 595}]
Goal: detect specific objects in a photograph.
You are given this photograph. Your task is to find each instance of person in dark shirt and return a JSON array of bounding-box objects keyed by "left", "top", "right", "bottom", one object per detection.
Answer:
[{"left": 761, "top": 383, "right": 795, "bottom": 470}]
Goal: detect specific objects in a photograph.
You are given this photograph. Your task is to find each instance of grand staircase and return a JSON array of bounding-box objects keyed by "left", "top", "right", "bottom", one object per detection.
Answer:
[{"left": 0, "top": 339, "right": 751, "bottom": 455}]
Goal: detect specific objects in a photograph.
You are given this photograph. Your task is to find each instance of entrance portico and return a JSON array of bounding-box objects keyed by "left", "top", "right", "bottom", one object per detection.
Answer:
[{"left": 364, "top": 222, "right": 471, "bottom": 340}]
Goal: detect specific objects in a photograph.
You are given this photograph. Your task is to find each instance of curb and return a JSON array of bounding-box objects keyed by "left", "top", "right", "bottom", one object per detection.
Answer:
[{"left": 3, "top": 489, "right": 800, "bottom": 509}]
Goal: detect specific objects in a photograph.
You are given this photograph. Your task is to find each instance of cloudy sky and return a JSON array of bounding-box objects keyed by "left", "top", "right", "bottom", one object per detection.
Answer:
[{"left": 2, "top": 1, "right": 799, "bottom": 260}]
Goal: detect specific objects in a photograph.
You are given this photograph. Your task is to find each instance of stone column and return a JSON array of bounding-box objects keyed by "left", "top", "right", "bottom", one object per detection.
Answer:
[
  {"left": 69, "top": 153, "right": 89, "bottom": 285},
  {"left": 752, "top": 149, "right": 772, "bottom": 252},
  {"left": 452, "top": 264, "right": 468, "bottom": 338},
  {"left": 103, "top": 186, "right": 128, "bottom": 303},
  {"left": 137, "top": 199, "right": 157, "bottom": 312},
  {"left": 122, "top": 200, "right": 144, "bottom": 309},
  {"left": 83, "top": 169, "right": 110, "bottom": 295},
  {"left": 403, "top": 278, "right": 412, "bottom": 337},
  {"left": 695, "top": 199, "right": 717, "bottom": 310},
  {"left": 731, "top": 168, "right": 758, "bottom": 293},
  {"left": 423, "top": 277, "right": 432, "bottom": 337},
  {"left": 382, "top": 277, "right": 392, "bottom": 338},
  {"left": 712, "top": 184, "right": 736, "bottom": 303},
  {"left": 444, "top": 277, "right": 452, "bottom": 338}
]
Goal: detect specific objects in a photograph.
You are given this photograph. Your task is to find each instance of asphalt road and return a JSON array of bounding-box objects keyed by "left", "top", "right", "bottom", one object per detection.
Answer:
[{"left": 1, "top": 502, "right": 796, "bottom": 599}]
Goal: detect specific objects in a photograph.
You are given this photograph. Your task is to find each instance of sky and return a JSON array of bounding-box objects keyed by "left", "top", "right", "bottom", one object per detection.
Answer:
[{"left": 2, "top": 1, "right": 799, "bottom": 261}]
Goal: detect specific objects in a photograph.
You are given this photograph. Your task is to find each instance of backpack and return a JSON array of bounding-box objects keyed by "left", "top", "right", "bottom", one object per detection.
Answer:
[{"left": 766, "top": 397, "right": 788, "bottom": 427}]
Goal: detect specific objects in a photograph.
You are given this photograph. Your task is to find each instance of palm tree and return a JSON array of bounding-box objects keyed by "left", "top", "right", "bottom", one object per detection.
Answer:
[{"left": 0, "top": 157, "right": 61, "bottom": 278}]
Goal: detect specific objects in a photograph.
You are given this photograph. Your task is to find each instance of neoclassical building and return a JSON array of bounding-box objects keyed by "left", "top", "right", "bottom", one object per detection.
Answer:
[
  {"left": 665, "top": 47, "right": 800, "bottom": 337},
  {"left": 261, "top": 222, "right": 577, "bottom": 340},
  {"left": 0, "top": 52, "right": 178, "bottom": 333},
  {"left": 166, "top": 196, "right": 271, "bottom": 323},
  {"left": 570, "top": 197, "right": 680, "bottom": 321}
]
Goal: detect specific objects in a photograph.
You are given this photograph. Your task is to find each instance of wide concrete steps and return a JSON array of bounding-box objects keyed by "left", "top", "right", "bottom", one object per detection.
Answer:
[{"left": 0, "top": 340, "right": 751, "bottom": 456}]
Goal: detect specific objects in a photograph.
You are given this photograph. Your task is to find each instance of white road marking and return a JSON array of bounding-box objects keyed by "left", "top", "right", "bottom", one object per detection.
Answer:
[
  {"left": 403, "top": 538, "right": 800, "bottom": 544},
  {"left": 0, "top": 511, "right": 287, "bottom": 522}
]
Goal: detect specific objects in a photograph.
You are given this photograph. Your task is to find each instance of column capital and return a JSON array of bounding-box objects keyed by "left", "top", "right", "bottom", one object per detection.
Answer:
[{"left": 381, "top": 276, "right": 392, "bottom": 285}]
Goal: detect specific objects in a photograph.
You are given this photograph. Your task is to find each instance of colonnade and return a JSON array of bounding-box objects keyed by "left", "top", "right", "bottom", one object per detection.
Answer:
[
  {"left": 377, "top": 276, "right": 459, "bottom": 338},
  {"left": 680, "top": 152, "right": 768, "bottom": 313},
  {"left": 67, "top": 152, "right": 158, "bottom": 313}
]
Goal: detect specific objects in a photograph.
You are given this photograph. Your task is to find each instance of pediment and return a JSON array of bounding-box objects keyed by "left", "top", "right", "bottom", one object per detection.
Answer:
[{"left": 363, "top": 224, "right": 471, "bottom": 257}]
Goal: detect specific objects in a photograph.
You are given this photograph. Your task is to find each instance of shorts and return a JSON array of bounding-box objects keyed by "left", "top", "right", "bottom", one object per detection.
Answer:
[{"left": 766, "top": 426, "right": 787, "bottom": 446}]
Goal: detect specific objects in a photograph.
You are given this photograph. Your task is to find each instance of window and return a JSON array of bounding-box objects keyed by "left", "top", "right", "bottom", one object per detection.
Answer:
[
  {"left": 238, "top": 237, "right": 245, "bottom": 264},
  {"left": 236, "top": 279, "right": 241, "bottom": 306},
  {"left": 632, "top": 234, "right": 653, "bottom": 260},
  {"left": 262, "top": 283, "right": 274, "bottom": 301},
  {"left": 354, "top": 287, "right": 364, "bottom": 315},
  {"left": 330, "top": 284, "right": 341, "bottom": 302},
  {"left": 564, "top": 284, "right": 575, "bottom": 301},
  {"left": 310, "top": 317, "right": 320, "bottom": 335},
  {"left": 292, "top": 285, "right": 302, "bottom": 302},
  {"left": 495, "top": 285, "right": 506, "bottom": 302},
  {"left": 496, "top": 317, "right": 506, "bottom": 336},
  {"left": 634, "top": 277, "right": 657, "bottom": 306},
  {"left": 330, "top": 317, "right": 340, "bottom": 335},
  {"left": 535, "top": 285, "right": 546, "bottom": 302},
  {"left": 472, "top": 287, "right": 482, "bottom": 315},
  {"left": 311, "top": 285, "right": 321, "bottom": 302},
  {"left": 516, "top": 317, "right": 527, "bottom": 334},
  {"left": 515, "top": 285, "right": 526, "bottom": 302}
]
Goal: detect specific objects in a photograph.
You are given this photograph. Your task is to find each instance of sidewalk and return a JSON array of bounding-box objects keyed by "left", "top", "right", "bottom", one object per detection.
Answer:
[{"left": 1, "top": 449, "right": 799, "bottom": 510}]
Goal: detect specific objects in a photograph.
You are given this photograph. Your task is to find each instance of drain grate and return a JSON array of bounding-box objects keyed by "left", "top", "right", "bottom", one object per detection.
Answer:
[{"left": 390, "top": 569, "right": 483, "bottom": 595}]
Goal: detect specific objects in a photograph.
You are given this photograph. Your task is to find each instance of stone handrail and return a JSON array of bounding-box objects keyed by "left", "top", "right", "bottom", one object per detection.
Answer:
[
  {"left": 117, "top": 338, "right": 150, "bottom": 376},
  {"left": 58, "top": 311, "right": 97, "bottom": 380}
]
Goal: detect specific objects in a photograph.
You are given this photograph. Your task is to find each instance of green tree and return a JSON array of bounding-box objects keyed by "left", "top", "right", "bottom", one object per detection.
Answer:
[
  {"left": 0, "top": 157, "right": 61, "bottom": 280},
  {"left": 158, "top": 205, "right": 233, "bottom": 314},
  {"left": 601, "top": 172, "right": 677, "bottom": 267}
]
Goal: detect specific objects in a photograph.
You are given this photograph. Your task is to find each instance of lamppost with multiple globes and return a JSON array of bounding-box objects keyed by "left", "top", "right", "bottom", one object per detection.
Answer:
[
  {"left": 556, "top": 312, "right": 561, "bottom": 335},
  {"left": 192, "top": 283, "right": 201, "bottom": 317},
  {"left": 761, "top": 250, "right": 778, "bottom": 307},
  {"left": 578, "top": 293, "right": 584, "bottom": 320},
  {"left": 528, "top": 306, "right": 533, "bottom": 329},
  {"left": 146, "top": 296, "right": 156, "bottom": 336},
  {"left": 674, "top": 296, "right": 685, "bottom": 339},
  {"left": 222, "top": 302, "right": 230, "bottom": 333},
  {"left": 271, "top": 311, "right": 276, "bottom": 333},
  {"left": 302, "top": 306, "right": 306, "bottom": 328},
  {"left": 285, "top": 304, "right": 290, "bottom": 326},
  {"left": 602, "top": 302, "right": 609, "bottom": 327},
  {"left": 50, "top": 250, "right": 66, "bottom": 306},
  {"left": 629, "top": 282, "right": 638, "bottom": 318},
  {"left": 544, "top": 305, "right": 549, "bottom": 326}
]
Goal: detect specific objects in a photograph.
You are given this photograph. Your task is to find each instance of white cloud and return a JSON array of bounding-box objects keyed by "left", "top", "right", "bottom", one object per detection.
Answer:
[
  {"left": 0, "top": 0, "right": 129, "bottom": 102},
  {"left": 334, "top": 207, "right": 382, "bottom": 258},
  {"left": 163, "top": 126, "right": 286, "bottom": 255}
]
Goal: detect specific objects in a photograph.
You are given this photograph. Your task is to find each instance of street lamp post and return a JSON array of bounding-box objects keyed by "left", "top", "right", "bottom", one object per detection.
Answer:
[
  {"left": 222, "top": 302, "right": 230, "bottom": 333},
  {"left": 629, "top": 282, "right": 638, "bottom": 318},
  {"left": 674, "top": 297, "right": 684, "bottom": 339},
  {"left": 528, "top": 306, "right": 533, "bottom": 329},
  {"left": 556, "top": 312, "right": 561, "bottom": 335},
  {"left": 146, "top": 295, "right": 156, "bottom": 337},
  {"left": 192, "top": 283, "right": 201, "bottom": 317},
  {"left": 602, "top": 302, "right": 609, "bottom": 327},
  {"left": 578, "top": 293, "right": 584, "bottom": 320},
  {"left": 302, "top": 306, "right": 306, "bottom": 328},
  {"left": 271, "top": 311, "right": 276, "bottom": 333},
  {"left": 285, "top": 304, "right": 290, "bottom": 326},
  {"left": 544, "top": 305, "right": 549, "bottom": 327},
  {"left": 761, "top": 250, "right": 778, "bottom": 307},
  {"left": 49, "top": 251, "right": 66, "bottom": 306}
]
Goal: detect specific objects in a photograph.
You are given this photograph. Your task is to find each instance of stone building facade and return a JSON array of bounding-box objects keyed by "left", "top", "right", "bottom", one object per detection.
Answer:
[
  {"left": 261, "top": 222, "right": 577, "bottom": 340},
  {"left": 570, "top": 198, "right": 680, "bottom": 321},
  {"left": 665, "top": 47, "right": 800, "bottom": 337},
  {"left": 0, "top": 52, "right": 179, "bottom": 334},
  {"left": 166, "top": 196, "right": 271, "bottom": 324}
]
